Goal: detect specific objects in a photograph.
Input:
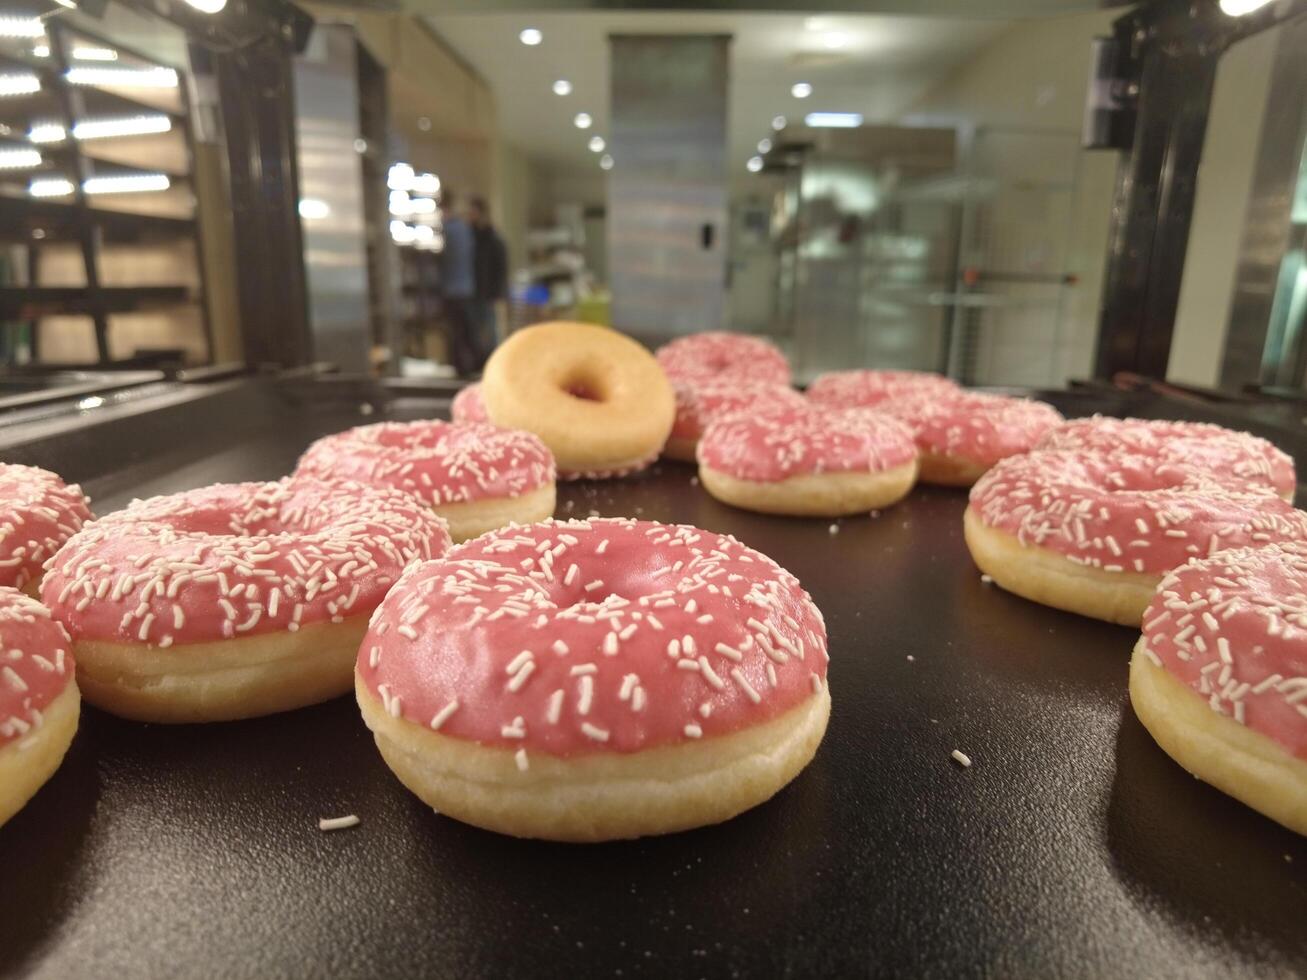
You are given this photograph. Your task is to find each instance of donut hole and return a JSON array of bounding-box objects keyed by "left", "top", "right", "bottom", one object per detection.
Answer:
[{"left": 561, "top": 377, "right": 607, "bottom": 403}]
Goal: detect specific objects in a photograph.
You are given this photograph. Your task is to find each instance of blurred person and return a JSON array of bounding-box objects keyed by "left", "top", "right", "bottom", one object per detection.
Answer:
[
  {"left": 468, "top": 196, "right": 508, "bottom": 369},
  {"left": 438, "top": 190, "right": 478, "bottom": 376}
]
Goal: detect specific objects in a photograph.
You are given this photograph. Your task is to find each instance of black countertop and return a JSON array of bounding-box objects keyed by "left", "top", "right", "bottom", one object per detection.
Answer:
[{"left": 0, "top": 378, "right": 1304, "bottom": 978}]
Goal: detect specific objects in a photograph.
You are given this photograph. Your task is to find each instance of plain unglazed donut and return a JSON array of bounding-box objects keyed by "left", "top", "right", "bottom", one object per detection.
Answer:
[
  {"left": 655, "top": 331, "right": 791, "bottom": 385},
  {"left": 882, "top": 390, "right": 1064, "bottom": 487},
  {"left": 42, "top": 478, "right": 451, "bottom": 723},
  {"left": 294, "top": 420, "right": 556, "bottom": 542},
  {"left": 1131, "top": 544, "right": 1307, "bottom": 835},
  {"left": 481, "top": 321, "right": 675, "bottom": 479},
  {"left": 806, "top": 369, "right": 959, "bottom": 409},
  {"left": 1037, "top": 415, "right": 1296, "bottom": 500},
  {"left": 965, "top": 450, "right": 1307, "bottom": 625},
  {"left": 0, "top": 588, "right": 79, "bottom": 828},
  {"left": 665, "top": 379, "right": 806, "bottom": 463},
  {"left": 697, "top": 404, "right": 918, "bottom": 517},
  {"left": 0, "top": 463, "right": 91, "bottom": 596},
  {"left": 356, "top": 517, "right": 830, "bottom": 841},
  {"left": 450, "top": 384, "right": 488, "bottom": 423}
]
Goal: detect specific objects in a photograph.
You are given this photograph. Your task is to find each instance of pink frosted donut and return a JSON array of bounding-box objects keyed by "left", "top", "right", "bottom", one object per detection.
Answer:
[
  {"left": 451, "top": 384, "right": 487, "bottom": 423},
  {"left": 355, "top": 517, "right": 830, "bottom": 841},
  {"left": 882, "top": 390, "right": 1064, "bottom": 486},
  {"left": 42, "top": 478, "right": 451, "bottom": 723},
  {"left": 295, "top": 420, "right": 556, "bottom": 542},
  {"left": 965, "top": 450, "right": 1307, "bottom": 625},
  {"left": 665, "top": 379, "right": 806, "bottom": 462},
  {"left": 806, "top": 369, "right": 959, "bottom": 409},
  {"left": 1131, "top": 544, "right": 1307, "bottom": 835},
  {"left": 655, "top": 331, "right": 791, "bottom": 385},
  {"left": 1037, "top": 416, "right": 1296, "bottom": 500},
  {"left": 0, "top": 588, "right": 79, "bottom": 827},
  {"left": 0, "top": 463, "right": 91, "bottom": 595},
  {"left": 697, "top": 404, "right": 919, "bottom": 516}
]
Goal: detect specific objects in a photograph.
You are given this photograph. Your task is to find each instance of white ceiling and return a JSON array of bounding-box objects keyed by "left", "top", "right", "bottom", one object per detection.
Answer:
[{"left": 423, "top": 11, "right": 1011, "bottom": 174}]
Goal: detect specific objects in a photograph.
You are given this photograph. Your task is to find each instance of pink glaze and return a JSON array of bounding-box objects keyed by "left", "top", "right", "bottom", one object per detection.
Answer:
[
  {"left": 697, "top": 404, "right": 917, "bottom": 482},
  {"left": 969, "top": 450, "right": 1307, "bottom": 575},
  {"left": 0, "top": 464, "right": 91, "bottom": 592},
  {"left": 451, "top": 384, "right": 488, "bottom": 423},
  {"left": 295, "top": 420, "right": 555, "bottom": 507},
  {"left": 1141, "top": 544, "right": 1307, "bottom": 760},
  {"left": 42, "top": 479, "right": 451, "bottom": 648},
  {"left": 655, "top": 332, "right": 791, "bottom": 385},
  {"left": 883, "top": 391, "right": 1064, "bottom": 468},
  {"left": 0, "top": 588, "right": 74, "bottom": 747},
  {"left": 1037, "top": 416, "right": 1296, "bottom": 498},
  {"left": 806, "top": 369, "right": 959, "bottom": 409},
  {"left": 358, "top": 518, "right": 828, "bottom": 758},
  {"left": 671, "top": 379, "right": 806, "bottom": 443}
]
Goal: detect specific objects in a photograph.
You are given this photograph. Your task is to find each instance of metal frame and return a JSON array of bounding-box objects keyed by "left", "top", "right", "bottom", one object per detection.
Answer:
[{"left": 1093, "top": 0, "right": 1307, "bottom": 380}]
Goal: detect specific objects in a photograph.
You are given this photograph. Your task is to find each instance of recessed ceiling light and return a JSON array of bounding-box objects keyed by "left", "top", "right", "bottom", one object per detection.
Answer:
[
  {"left": 31, "top": 44, "right": 49, "bottom": 58},
  {"left": 588, "top": 135, "right": 605, "bottom": 153},
  {"left": 805, "top": 111, "right": 863, "bottom": 128},
  {"left": 821, "top": 32, "right": 849, "bottom": 50},
  {"left": 574, "top": 112, "right": 592, "bottom": 129},
  {"left": 746, "top": 156, "right": 764, "bottom": 173},
  {"left": 791, "top": 82, "right": 813, "bottom": 99},
  {"left": 772, "top": 115, "right": 787, "bottom": 131},
  {"left": 417, "top": 116, "right": 431, "bottom": 132},
  {"left": 298, "top": 198, "right": 330, "bottom": 220},
  {"left": 803, "top": 16, "right": 832, "bottom": 32},
  {"left": 757, "top": 138, "right": 772, "bottom": 154},
  {"left": 552, "top": 79, "right": 572, "bottom": 96},
  {"left": 353, "top": 138, "right": 368, "bottom": 153},
  {"left": 599, "top": 154, "right": 613, "bottom": 171},
  {"left": 519, "top": 28, "right": 543, "bottom": 46}
]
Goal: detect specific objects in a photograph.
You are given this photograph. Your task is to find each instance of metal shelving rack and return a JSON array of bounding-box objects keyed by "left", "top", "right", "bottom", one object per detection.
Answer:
[{"left": 0, "top": 11, "right": 211, "bottom": 368}]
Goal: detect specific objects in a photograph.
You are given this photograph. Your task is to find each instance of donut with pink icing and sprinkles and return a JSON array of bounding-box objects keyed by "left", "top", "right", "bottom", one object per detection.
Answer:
[
  {"left": 295, "top": 420, "right": 556, "bottom": 542},
  {"left": 1037, "top": 415, "right": 1296, "bottom": 500},
  {"left": 655, "top": 331, "right": 790, "bottom": 386},
  {"left": 664, "top": 379, "right": 806, "bottom": 463},
  {"left": 697, "top": 404, "right": 919, "bottom": 516},
  {"left": 356, "top": 517, "right": 830, "bottom": 841},
  {"left": 0, "top": 463, "right": 91, "bottom": 595},
  {"left": 806, "top": 369, "right": 959, "bottom": 409},
  {"left": 0, "top": 588, "right": 79, "bottom": 828},
  {"left": 965, "top": 450, "right": 1307, "bottom": 625},
  {"left": 42, "top": 478, "right": 451, "bottom": 723},
  {"left": 1132, "top": 544, "right": 1307, "bottom": 835},
  {"left": 882, "top": 390, "right": 1064, "bottom": 487},
  {"left": 450, "top": 383, "right": 488, "bottom": 423}
]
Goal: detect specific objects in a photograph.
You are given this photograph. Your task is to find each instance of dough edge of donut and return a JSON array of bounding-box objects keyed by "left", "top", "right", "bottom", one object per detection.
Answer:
[
  {"left": 0, "top": 680, "right": 79, "bottom": 828},
  {"left": 70, "top": 614, "right": 367, "bottom": 723},
  {"left": 698, "top": 460, "right": 918, "bottom": 517},
  {"left": 357, "top": 676, "right": 831, "bottom": 842},
  {"left": 436, "top": 483, "right": 557, "bottom": 543},
  {"left": 963, "top": 507, "right": 1158, "bottom": 626},
  {"left": 1129, "top": 642, "right": 1307, "bottom": 836},
  {"left": 662, "top": 436, "right": 699, "bottom": 463},
  {"left": 916, "top": 452, "right": 990, "bottom": 487}
]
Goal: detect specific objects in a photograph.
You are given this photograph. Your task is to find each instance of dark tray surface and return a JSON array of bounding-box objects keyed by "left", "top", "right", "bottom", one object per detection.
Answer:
[{"left": 1, "top": 389, "right": 1305, "bottom": 979}]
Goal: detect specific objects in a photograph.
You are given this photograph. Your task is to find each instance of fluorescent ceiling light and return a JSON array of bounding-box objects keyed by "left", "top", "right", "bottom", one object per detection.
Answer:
[
  {"left": 298, "top": 198, "right": 330, "bottom": 220},
  {"left": 588, "top": 135, "right": 605, "bottom": 153},
  {"left": 574, "top": 112, "right": 592, "bottom": 130},
  {"left": 84, "top": 173, "right": 170, "bottom": 194},
  {"left": 821, "top": 33, "right": 850, "bottom": 50},
  {"left": 387, "top": 162, "right": 414, "bottom": 191},
  {"left": 519, "top": 28, "right": 542, "bottom": 46},
  {"left": 67, "top": 67, "right": 178, "bottom": 88},
  {"left": 805, "top": 111, "right": 863, "bottom": 128},
  {"left": 184, "top": 0, "right": 228, "bottom": 12},
  {"left": 390, "top": 219, "right": 414, "bottom": 244},
  {"left": 0, "top": 148, "right": 42, "bottom": 169},
  {"left": 757, "top": 138, "right": 772, "bottom": 154},
  {"left": 1220, "top": 0, "right": 1272, "bottom": 12},
  {"left": 772, "top": 115, "right": 787, "bottom": 131},
  {"left": 599, "top": 154, "right": 613, "bottom": 171},
  {"left": 0, "top": 73, "right": 41, "bottom": 96},
  {"left": 0, "top": 18, "right": 43, "bottom": 38},
  {"left": 72, "top": 46, "right": 118, "bottom": 61},
  {"left": 29, "top": 122, "right": 66, "bottom": 143},
  {"left": 32, "top": 44, "right": 49, "bottom": 57},
  {"left": 747, "top": 156, "right": 764, "bottom": 173},
  {"left": 803, "top": 16, "right": 833, "bottom": 32},
  {"left": 72, "top": 114, "right": 171, "bottom": 140},
  {"left": 552, "top": 79, "right": 571, "bottom": 96},
  {"left": 413, "top": 223, "right": 435, "bottom": 242},
  {"left": 30, "top": 178, "right": 74, "bottom": 197},
  {"left": 791, "top": 82, "right": 813, "bottom": 99},
  {"left": 407, "top": 196, "right": 436, "bottom": 215},
  {"left": 411, "top": 172, "right": 440, "bottom": 195}
]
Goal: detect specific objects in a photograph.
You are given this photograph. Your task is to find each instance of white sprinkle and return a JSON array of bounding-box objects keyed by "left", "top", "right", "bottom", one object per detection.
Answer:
[
  {"left": 577, "top": 674, "right": 594, "bottom": 714},
  {"left": 515, "top": 748, "right": 529, "bottom": 771},
  {"left": 730, "top": 668, "right": 761, "bottom": 704},
  {"left": 632, "top": 686, "right": 647, "bottom": 711},
  {"left": 506, "top": 661, "right": 536, "bottom": 692},
  {"left": 684, "top": 723, "right": 703, "bottom": 738},
  {"left": 619, "top": 673, "right": 639, "bottom": 701},
  {"left": 810, "top": 673, "right": 822, "bottom": 694},
  {"left": 714, "top": 642, "right": 744, "bottom": 662},
  {"left": 569, "top": 663, "right": 597, "bottom": 676},
  {"left": 603, "top": 632, "right": 619, "bottom": 656},
  {"left": 429, "top": 699, "right": 459, "bottom": 730},
  {"left": 552, "top": 640, "right": 569, "bottom": 656},
  {"left": 581, "top": 722, "right": 610, "bottom": 742},
  {"left": 951, "top": 749, "right": 972, "bottom": 768},
  {"left": 980, "top": 574, "right": 993, "bottom": 585},
  {"left": 318, "top": 814, "right": 360, "bottom": 832},
  {"left": 506, "top": 650, "right": 534, "bottom": 675},
  {"left": 546, "top": 688, "right": 565, "bottom": 724}
]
